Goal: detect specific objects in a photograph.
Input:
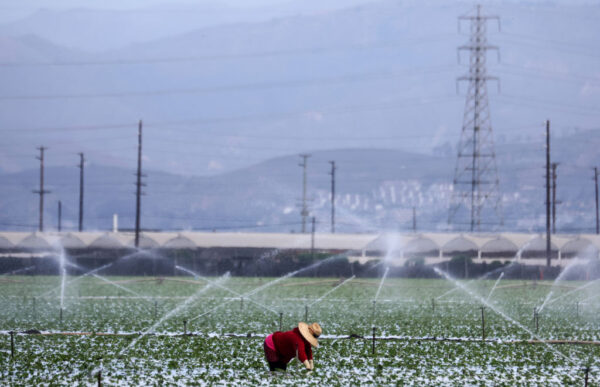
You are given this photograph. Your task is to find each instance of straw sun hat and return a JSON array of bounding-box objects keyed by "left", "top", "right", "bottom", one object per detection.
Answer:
[{"left": 298, "top": 322, "right": 322, "bottom": 347}]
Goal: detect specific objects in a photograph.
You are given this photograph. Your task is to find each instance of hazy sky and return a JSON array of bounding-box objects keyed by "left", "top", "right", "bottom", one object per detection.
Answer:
[
  {"left": 0, "top": 0, "right": 598, "bottom": 177},
  {"left": 0, "top": 0, "right": 379, "bottom": 23}
]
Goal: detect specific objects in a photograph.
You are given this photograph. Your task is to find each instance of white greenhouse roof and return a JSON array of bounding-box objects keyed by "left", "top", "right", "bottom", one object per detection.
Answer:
[{"left": 0, "top": 231, "right": 599, "bottom": 258}]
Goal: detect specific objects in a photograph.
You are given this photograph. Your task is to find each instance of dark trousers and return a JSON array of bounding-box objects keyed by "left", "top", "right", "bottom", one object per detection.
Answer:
[
  {"left": 267, "top": 360, "right": 288, "bottom": 371},
  {"left": 264, "top": 339, "right": 287, "bottom": 371}
]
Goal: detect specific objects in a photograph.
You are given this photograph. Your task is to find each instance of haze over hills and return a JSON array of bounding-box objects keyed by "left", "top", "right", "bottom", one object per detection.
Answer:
[
  {"left": 1, "top": 129, "right": 599, "bottom": 234},
  {"left": 0, "top": 0, "right": 598, "bottom": 176},
  {"left": 0, "top": 0, "right": 598, "bottom": 233}
]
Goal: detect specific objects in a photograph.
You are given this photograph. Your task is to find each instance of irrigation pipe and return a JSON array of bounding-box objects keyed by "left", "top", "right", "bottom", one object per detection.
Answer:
[{"left": 5, "top": 330, "right": 600, "bottom": 346}]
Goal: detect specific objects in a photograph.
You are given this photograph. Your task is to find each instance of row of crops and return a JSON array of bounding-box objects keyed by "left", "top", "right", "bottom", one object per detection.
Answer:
[{"left": 1, "top": 275, "right": 599, "bottom": 384}]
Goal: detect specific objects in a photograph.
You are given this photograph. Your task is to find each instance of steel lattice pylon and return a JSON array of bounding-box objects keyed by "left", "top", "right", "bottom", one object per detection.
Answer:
[{"left": 448, "top": 5, "right": 503, "bottom": 231}]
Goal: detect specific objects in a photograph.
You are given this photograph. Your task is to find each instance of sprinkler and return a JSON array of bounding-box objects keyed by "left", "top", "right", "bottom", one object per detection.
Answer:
[
  {"left": 533, "top": 308, "right": 539, "bottom": 333},
  {"left": 304, "top": 305, "right": 308, "bottom": 322},
  {"left": 431, "top": 298, "right": 435, "bottom": 313},
  {"left": 372, "top": 300, "right": 377, "bottom": 320},
  {"left": 240, "top": 297, "right": 244, "bottom": 311},
  {"left": 480, "top": 306, "right": 486, "bottom": 342},
  {"left": 10, "top": 331, "right": 14, "bottom": 359},
  {"left": 584, "top": 366, "right": 590, "bottom": 387},
  {"left": 576, "top": 302, "right": 580, "bottom": 318},
  {"left": 32, "top": 297, "right": 36, "bottom": 318},
  {"left": 372, "top": 326, "right": 376, "bottom": 355},
  {"left": 97, "top": 370, "right": 102, "bottom": 387},
  {"left": 60, "top": 308, "right": 63, "bottom": 325},
  {"left": 183, "top": 320, "right": 187, "bottom": 336},
  {"left": 279, "top": 312, "right": 283, "bottom": 331},
  {"left": 154, "top": 301, "right": 158, "bottom": 320}
]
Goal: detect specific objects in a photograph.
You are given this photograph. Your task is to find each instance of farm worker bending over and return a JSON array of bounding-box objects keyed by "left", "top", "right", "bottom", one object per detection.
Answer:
[{"left": 263, "top": 322, "right": 322, "bottom": 372}]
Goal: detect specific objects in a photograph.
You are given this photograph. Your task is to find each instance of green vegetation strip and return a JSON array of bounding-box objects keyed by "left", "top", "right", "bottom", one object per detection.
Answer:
[{"left": 1, "top": 276, "right": 599, "bottom": 384}]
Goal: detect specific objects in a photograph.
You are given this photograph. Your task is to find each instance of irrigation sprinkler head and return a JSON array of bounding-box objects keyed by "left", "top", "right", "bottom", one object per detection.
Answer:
[
  {"left": 10, "top": 330, "right": 14, "bottom": 359},
  {"left": 584, "top": 366, "right": 590, "bottom": 387},
  {"left": 279, "top": 312, "right": 283, "bottom": 331},
  {"left": 371, "top": 326, "right": 376, "bottom": 355}
]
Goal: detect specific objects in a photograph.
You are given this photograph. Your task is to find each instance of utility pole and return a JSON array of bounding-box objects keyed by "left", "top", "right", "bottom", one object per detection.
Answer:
[
  {"left": 594, "top": 167, "right": 599, "bottom": 235},
  {"left": 299, "top": 154, "right": 310, "bottom": 233},
  {"left": 311, "top": 216, "right": 316, "bottom": 259},
  {"left": 551, "top": 162, "right": 560, "bottom": 234},
  {"left": 329, "top": 161, "right": 336, "bottom": 233},
  {"left": 449, "top": 5, "right": 503, "bottom": 231},
  {"left": 134, "top": 120, "right": 145, "bottom": 247},
  {"left": 412, "top": 207, "right": 417, "bottom": 232},
  {"left": 545, "top": 120, "right": 551, "bottom": 267},
  {"left": 33, "top": 147, "right": 50, "bottom": 232},
  {"left": 78, "top": 153, "right": 84, "bottom": 232},
  {"left": 57, "top": 201, "right": 62, "bottom": 232}
]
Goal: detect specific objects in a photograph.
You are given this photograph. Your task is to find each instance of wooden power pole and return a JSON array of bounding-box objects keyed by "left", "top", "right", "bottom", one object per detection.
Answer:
[
  {"left": 545, "top": 120, "right": 551, "bottom": 267},
  {"left": 78, "top": 153, "right": 84, "bottom": 232},
  {"left": 134, "top": 120, "right": 144, "bottom": 247},
  {"left": 329, "top": 161, "right": 336, "bottom": 233},
  {"left": 33, "top": 147, "right": 50, "bottom": 232}
]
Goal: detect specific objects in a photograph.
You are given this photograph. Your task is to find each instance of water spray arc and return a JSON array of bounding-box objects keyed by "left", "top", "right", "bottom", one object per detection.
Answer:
[
  {"left": 434, "top": 267, "right": 579, "bottom": 366},
  {"left": 186, "top": 254, "right": 347, "bottom": 323},
  {"left": 118, "top": 274, "right": 228, "bottom": 356},
  {"left": 308, "top": 275, "right": 355, "bottom": 308},
  {"left": 175, "top": 265, "right": 278, "bottom": 315},
  {"left": 64, "top": 260, "right": 142, "bottom": 297},
  {"left": 374, "top": 267, "right": 390, "bottom": 302},
  {"left": 486, "top": 272, "right": 504, "bottom": 302}
]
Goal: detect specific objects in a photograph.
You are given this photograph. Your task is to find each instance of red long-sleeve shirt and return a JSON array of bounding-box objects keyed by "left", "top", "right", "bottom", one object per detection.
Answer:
[{"left": 272, "top": 327, "right": 313, "bottom": 364}]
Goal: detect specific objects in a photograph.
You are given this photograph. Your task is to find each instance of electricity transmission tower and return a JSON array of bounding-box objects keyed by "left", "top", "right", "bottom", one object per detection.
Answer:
[{"left": 448, "top": 5, "right": 503, "bottom": 231}]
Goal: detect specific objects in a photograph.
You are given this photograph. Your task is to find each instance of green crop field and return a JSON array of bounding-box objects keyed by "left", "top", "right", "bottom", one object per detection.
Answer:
[{"left": 1, "top": 275, "right": 599, "bottom": 385}]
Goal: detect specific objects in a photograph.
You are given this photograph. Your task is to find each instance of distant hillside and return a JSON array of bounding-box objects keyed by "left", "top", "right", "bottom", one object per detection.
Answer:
[
  {"left": 2, "top": 133, "right": 599, "bottom": 234},
  {"left": 1, "top": 0, "right": 598, "bottom": 176}
]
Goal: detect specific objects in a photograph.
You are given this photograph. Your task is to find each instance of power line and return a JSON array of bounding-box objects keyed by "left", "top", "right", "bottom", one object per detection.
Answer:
[
  {"left": 0, "top": 35, "right": 458, "bottom": 67},
  {"left": 0, "top": 67, "right": 456, "bottom": 101},
  {"left": 495, "top": 95, "right": 600, "bottom": 116},
  {"left": 497, "top": 62, "right": 600, "bottom": 86},
  {"left": 0, "top": 94, "right": 458, "bottom": 133},
  {"left": 497, "top": 34, "right": 600, "bottom": 60}
]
